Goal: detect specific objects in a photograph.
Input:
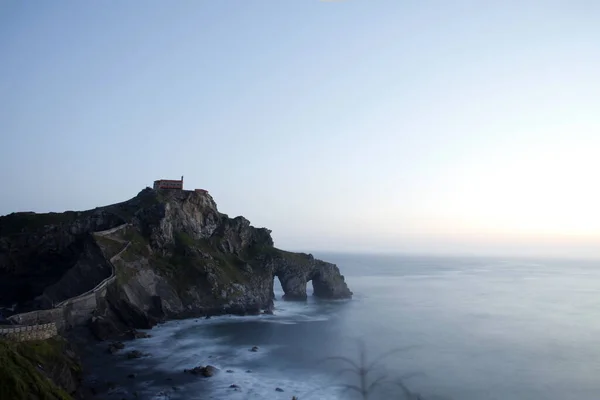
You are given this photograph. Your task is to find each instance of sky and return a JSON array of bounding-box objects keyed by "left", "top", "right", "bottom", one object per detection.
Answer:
[{"left": 1, "top": 1, "right": 599, "bottom": 258}]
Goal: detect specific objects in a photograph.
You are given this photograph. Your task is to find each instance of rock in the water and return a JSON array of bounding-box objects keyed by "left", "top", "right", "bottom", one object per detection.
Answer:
[
  {"left": 276, "top": 254, "right": 353, "bottom": 301},
  {"left": 127, "top": 373, "right": 136, "bottom": 379},
  {"left": 107, "top": 341, "right": 125, "bottom": 354},
  {"left": 226, "top": 369, "right": 234, "bottom": 373},
  {"left": 90, "top": 316, "right": 121, "bottom": 341},
  {"left": 203, "top": 365, "right": 217, "bottom": 377},
  {"left": 126, "top": 350, "right": 144, "bottom": 359},
  {"left": 250, "top": 346, "right": 259, "bottom": 352},
  {"left": 245, "top": 370, "right": 252, "bottom": 373},
  {"left": 230, "top": 384, "right": 240, "bottom": 389},
  {"left": 187, "top": 365, "right": 218, "bottom": 377},
  {"left": 132, "top": 330, "right": 151, "bottom": 339},
  {"left": 275, "top": 387, "right": 284, "bottom": 392}
]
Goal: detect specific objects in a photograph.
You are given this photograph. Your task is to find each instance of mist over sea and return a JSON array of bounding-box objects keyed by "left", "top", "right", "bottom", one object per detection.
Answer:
[{"left": 82, "top": 253, "right": 600, "bottom": 400}]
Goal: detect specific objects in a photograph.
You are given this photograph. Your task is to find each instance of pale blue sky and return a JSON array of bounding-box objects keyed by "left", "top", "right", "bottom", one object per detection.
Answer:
[{"left": 1, "top": 1, "right": 599, "bottom": 258}]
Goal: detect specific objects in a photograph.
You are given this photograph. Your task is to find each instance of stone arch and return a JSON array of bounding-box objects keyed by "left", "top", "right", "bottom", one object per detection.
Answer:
[{"left": 271, "top": 253, "right": 352, "bottom": 301}]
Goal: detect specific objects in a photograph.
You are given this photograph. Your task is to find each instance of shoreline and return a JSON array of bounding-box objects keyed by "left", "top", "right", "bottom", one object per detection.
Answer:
[{"left": 73, "top": 297, "right": 349, "bottom": 400}]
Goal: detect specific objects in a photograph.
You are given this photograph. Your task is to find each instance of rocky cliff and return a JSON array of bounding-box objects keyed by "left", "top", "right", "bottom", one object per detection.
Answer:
[{"left": 0, "top": 188, "right": 352, "bottom": 337}]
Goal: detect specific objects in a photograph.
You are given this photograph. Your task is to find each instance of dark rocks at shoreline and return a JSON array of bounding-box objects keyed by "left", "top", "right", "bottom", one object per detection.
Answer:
[
  {"left": 126, "top": 350, "right": 144, "bottom": 359},
  {"left": 128, "top": 329, "right": 151, "bottom": 339},
  {"left": 90, "top": 316, "right": 122, "bottom": 341},
  {"left": 185, "top": 365, "right": 218, "bottom": 377},
  {"left": 107, "top": 341, "right": 125, "bottom": 354},
  {"left": 250, "top": 346, "right": 259, "bottom": 352}
]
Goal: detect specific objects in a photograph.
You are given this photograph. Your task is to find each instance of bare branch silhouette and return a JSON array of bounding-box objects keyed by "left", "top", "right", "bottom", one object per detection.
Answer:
[
  {"left": 303, "top": 339, "right": 431, "bottom": 400},
  {"left": 322, "top": 355, "right": 361, "bottom": 370},
  {"left": 367, "top": 345, "right": 418, "bottom": 371}
]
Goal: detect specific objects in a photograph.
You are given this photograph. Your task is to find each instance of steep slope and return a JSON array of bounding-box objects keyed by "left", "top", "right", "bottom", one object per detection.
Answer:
[
  {"left": 0, "top": 193, "right": 154, "bottom": 308},
  {"left": 0, "top": 188, "right": 352, "bottom": 336},
  {"left": 0, "top": 337, "right": 82, "bottom": 400}
]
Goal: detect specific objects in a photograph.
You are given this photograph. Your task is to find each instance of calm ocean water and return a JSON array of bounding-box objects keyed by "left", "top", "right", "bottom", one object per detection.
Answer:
[{"left": 83, "top": 253, "right": 600, "bottom": 400}]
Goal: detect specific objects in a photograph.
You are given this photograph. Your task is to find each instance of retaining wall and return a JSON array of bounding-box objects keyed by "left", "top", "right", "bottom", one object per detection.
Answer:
[
  {"left": 0, "top": 323, "right": 58, "bottom": 342},
  {"left": 8, "top": 308, "right": 65, "bottom": 331}
]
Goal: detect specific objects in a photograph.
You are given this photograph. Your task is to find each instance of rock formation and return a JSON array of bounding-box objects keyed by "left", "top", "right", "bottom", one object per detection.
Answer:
[{"left": 0, "top": 188, "right": 352, "bottom": 338}]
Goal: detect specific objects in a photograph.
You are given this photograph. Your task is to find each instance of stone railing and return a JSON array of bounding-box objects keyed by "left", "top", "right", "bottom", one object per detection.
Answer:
[
  {"left": 54, "top": 224, "right": 130, "bottom": 309},
  {"left": 8, "top": 308, "right": 64, "bottom": 329},
  {"left": 94, "top": 223, "right": 131, "bottom": 238},
  {"left": 0, "top": 323, "right": 58, "bottom": 342}
]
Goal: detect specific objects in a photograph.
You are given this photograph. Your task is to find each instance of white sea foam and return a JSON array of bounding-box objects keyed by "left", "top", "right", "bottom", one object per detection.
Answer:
[{"left": 100, "top": 298, "right": 344, "bottom": 400}]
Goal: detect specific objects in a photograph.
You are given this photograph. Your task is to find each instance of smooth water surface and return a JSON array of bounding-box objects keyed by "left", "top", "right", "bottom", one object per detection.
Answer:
[{"left": 83, "top": 254, "right": 600, "bottom": 400}]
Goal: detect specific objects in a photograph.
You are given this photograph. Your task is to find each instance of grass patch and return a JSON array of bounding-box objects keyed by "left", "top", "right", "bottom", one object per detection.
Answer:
[
  {"left": 276, "top": 249, "right": 313, "bottom": 266},
  {"left": 0, "top": 338, "right": 78, "bottom": 400},
  {"left": 0, "top": 211, "right": 90, "bottom": 236},
  {"left": 175, "top": 232, "right": 247, "bottom": 284},
  {"left": 174, "top": 231, "right": 196, "bottom": 248},
  {"left": 109, "top": 227, "right": 152, "bottom": 283},
  {"left": 120, "top": 229, "right": 150, "bottom": 261},
  {"left": 147, "top": 231, "right": 249, "bottom": 294},
  {"left": 114, "top": 259, "right": 138, "bottom": 285},
  {"left": 109, "top": 228, "right": 258, "bottom": 294},
  {"left": 211, "top": 251, "right": 247, "bottom": 283},
  {"left": 93, "top": 235, "right": 126, "bottom": 259}
]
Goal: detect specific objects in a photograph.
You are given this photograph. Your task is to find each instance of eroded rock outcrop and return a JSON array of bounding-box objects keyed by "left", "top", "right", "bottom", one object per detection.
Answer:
[{"left": 0, "top": 188, "right": 352, "bottom": 337}]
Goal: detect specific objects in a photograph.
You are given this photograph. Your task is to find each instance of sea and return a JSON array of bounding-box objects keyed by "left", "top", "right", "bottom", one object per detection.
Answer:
[{"left": 81, "top": 253, "right": 600, "bottom": 400}]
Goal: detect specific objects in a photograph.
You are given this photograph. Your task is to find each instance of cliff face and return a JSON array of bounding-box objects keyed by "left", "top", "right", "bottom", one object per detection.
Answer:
[{"left": 0, "top": 189, "right": 352, "bottom": 337}]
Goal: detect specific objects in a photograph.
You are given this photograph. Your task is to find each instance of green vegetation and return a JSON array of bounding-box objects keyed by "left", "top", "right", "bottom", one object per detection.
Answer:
[
  {"left": 111, "top": 226, "right": 260, "bottom": 295},
  {"left": 176, "top": 232, "right": 247, "bottom": 283},
  {"left": 0, "top": 338, "right": 79, "bottom": 400},
  {"left": 276, "top": 249, "right": 313, "bottom": 266},
  {"left": 121, "top": 229, "right": 150, "bottom": 261},
  {"left": 105, "top": 227, "right": 152, "bottom": 284},
  {"left": 135, "top": 231, "right": 250, "bottom": 295},
  {"left": 155, "top": 233, "right": 212, "bottom": 285},
  {"left": 0, "top": 211, "right": 89, "bottom": 236},
  {"left": 0, "top": 189, "right": 164, "bottom": 237},
  {"left": 104, "top": 189, "right": 164, "bottom": 221},
  {"left": 114, "top": 259, "right": 139, "bottom": 285},
  {"left": 93, "top": 235, "right": 126, "bottom": 259}
]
